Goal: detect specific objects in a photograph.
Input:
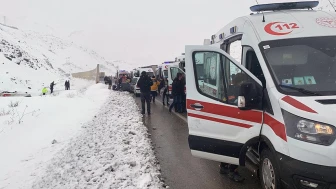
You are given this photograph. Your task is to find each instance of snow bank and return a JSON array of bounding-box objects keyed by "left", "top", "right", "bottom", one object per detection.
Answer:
[
  {"left": 31, "top": 91, "right": 164, "bottom": 189},
  {"left": 0, "top": 82, "right": 110, "bottom": 189}
]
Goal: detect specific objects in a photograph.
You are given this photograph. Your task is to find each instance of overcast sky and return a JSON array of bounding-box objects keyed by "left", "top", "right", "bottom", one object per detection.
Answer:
[{"left": 0, "top": 0, "right": 332, "bottom": 69}]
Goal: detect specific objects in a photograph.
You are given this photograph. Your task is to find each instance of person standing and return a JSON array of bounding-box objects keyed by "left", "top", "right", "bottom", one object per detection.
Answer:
[
  {"left": 42, "top": 87, "right": 48, "bottom": 95},
  {"left": 158, "top": 77, "right": 164, "bottom": 95},
  {"left": 64, "top": 80, "right": 69, "bottom": 90},
  {"left": 50, "top": 81, "right": 56, "bottom": 94},
  {"left": 180, "top": 74, "right": 186, "bottom": 113},
  {"left": 162, "top": 77, "right": 169, "bottom": 106},
  {"left": 169, "top": 73, "right": 184, "bottom": 113},
  {"left": 137, "top": 71, "right": 153, "bottom": 115},
  {"left": 150, "top": 76, "right": 160, "bottom": 103},
  {"left": 67, "top": 80, "right": 70, "bottom": 90}
]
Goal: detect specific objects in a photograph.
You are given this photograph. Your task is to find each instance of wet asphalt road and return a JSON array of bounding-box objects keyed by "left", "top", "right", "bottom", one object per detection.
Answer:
[{"left": 133, "top": 94, "right": 261, "bottom": 189}]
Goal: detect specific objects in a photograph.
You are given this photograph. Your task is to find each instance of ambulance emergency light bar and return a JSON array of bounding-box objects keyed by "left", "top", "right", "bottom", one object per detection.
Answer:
[
  {"left": 250, "top": 1, "right": 319, "bottom": 12},
  {"left": 163, "top": 61, "right": 174, "bottom": 64}
]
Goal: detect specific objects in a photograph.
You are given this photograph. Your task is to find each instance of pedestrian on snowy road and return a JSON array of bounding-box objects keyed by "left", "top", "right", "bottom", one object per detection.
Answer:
[
  {"left": 50, "top": 81, "right": 56, "bottom": 94},
  {"left": 162, "top": 77, "right": 169, "bottom": 106},
  {"left": 150, "top": 76, "right": 160, "bottom": 103},
  {"left": 137, "top": 71, "right": 153, "bottom": 115},
  {"left": 169, "top": 73, "right": 184, "bottom": 113},
  {"left": 65, "top": 80, "right": 70, "bottom": 90},
  {"left": 42, "top": 87, "right": 48, "bottom": 95}
]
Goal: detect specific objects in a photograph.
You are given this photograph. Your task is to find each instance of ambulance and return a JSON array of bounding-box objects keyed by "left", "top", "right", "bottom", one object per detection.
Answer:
[
  {"left": 167, "top": 54, "right": 187, "bottom": 96},
  {"left": 156, "top": 61, "right": 174, "bottom": 79},
  {"left": 132, "top": 67, "right": 155, "bottom": 96},
  {"left": 185, "top": 1, "right": 336, "bottom": 189}
]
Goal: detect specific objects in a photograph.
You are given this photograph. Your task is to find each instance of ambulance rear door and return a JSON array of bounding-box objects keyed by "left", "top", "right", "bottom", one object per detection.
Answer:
[
  {"left": 167, "top": 65, "right": 185, "bottom": 96},
  {"left": 185, "top": 45, "right": 263, "bottom": 165}
]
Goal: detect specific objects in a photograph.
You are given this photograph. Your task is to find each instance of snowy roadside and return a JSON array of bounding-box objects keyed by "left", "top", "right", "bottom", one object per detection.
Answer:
[
  {"left": 31, "top": 91, "right": 164, "bottom": 189},
  {"left": 0, "top": 81, "right": 110, "bottom": 188}
]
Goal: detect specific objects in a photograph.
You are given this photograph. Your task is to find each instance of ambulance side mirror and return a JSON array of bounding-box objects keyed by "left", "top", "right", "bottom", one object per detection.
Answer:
[{"left": 238, "top": 82, "right": 262, "bottom": 110}]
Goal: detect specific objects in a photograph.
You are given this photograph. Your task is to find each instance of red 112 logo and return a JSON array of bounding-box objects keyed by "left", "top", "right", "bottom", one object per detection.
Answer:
[{"left": 264, "top": 22, "right": 300, "bottom": 35}]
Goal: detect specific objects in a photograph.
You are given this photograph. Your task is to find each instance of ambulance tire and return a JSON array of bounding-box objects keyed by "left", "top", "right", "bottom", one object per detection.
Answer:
[{"left": 260, "top": 149, "right": 281, "bottom": 189}]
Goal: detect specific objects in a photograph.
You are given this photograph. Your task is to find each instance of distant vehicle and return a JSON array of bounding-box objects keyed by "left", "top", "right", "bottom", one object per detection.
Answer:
[
  {"left": 130, "top": 77, "right": 140, "bottom": 97},
  {"left": 1, "top": 91, "right": 31, "bottom": 97},
  {"left": 135, "top": 67, "right": 155, "bottom": 78}
]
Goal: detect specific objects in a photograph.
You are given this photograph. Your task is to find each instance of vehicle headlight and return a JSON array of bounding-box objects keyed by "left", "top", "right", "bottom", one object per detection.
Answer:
[{"left": 282, "top": 110, "right": 336, "bottom": 146}]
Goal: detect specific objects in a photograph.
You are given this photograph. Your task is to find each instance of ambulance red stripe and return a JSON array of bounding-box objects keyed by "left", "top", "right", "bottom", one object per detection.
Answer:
[
  {"left": 263, "top": 114, "right": 287, "bottom": 141},
  {"left": 187, "top": 99, "right": 287, "bottom": 141},
  {"left": 188, "top": 113, "right": 252, "bottom": 128},
  {"left": 282, "top": 95, "right": 317, "bottom": 113},
  {"left": 187, "top": 99, "right": 262, "bottom": 123}
]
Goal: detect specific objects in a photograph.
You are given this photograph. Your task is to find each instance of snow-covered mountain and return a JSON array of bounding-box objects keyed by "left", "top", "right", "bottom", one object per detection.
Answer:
[{"left": 0, "top": 18, "right": 120, "bottom": 95}]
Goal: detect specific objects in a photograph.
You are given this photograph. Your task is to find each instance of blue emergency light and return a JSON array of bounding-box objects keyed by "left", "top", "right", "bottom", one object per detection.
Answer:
[
  {"left": 219, "top": 33, "right": 225, "bottom": 39},
  {"left": 230, "top": 26, "right": 237, "bottom": 34},
  {"left": 250, "top": 1, "right": 319, "bottom": 12}
]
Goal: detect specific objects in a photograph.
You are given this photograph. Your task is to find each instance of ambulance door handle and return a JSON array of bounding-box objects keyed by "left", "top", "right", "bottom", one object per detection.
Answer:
[{"left": 190, "top": 104, "right": 204, "bottom": 109}]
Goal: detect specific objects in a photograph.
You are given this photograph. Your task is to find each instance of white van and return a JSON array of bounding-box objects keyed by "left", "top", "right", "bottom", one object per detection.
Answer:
[{"left": 185, "top": 1, "right": 336, "bottom": 189}]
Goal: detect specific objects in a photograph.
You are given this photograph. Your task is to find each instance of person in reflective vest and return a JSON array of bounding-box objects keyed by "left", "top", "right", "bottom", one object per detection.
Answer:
[{"left": 42, "top": 87, "right": 48, "bottom": 95}]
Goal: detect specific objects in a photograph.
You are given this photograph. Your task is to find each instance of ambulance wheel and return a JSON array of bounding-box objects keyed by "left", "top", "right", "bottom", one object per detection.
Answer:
[{"left": 260, "top": 149, "right": 281, "bottom": 189}]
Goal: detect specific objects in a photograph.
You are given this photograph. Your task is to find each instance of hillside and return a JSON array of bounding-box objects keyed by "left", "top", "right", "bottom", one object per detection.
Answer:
[{"left": 0, "top": 22, "right": 118, "bottom": 95}]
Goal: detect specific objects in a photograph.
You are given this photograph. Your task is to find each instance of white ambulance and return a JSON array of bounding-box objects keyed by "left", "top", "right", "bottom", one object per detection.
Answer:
[
  {"left": 185, "top": 1, "right": 336, "bottom": 189},
  {"left": 167, "top": 54, "right": 186, "bottom": 96},
  {"left": 156, "top": 61, "right": 174, "bottom": 79},
  {"left": 132, "top": 67, "right": 155, "bottom": 96}
]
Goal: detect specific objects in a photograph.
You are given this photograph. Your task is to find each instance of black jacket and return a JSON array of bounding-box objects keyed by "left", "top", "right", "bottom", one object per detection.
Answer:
[
  {"left": 137, "top": 75, "right": 153, "bottom": 93},
  {"left": 50, "top": 82, "right": 55, "bottom": 89},
  {"left": 172, "top": 78, "right": 184, "bottom": 96}
]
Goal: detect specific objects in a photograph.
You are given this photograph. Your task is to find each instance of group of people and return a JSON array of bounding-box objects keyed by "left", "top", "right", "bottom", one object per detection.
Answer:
[
  {"left": 41, "top": 80, "right": 71, "bottom": 95},
  {"left": 65, "top": 80, "right": 70, "bottom": 90},
  {"left": 136, "top": 71, "right": 186, "bottom": 115}
]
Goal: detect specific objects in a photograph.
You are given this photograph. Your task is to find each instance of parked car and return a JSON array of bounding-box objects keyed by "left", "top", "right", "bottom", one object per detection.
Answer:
[{"left": 0, "top": 91, "right": 31, "bottom": 97}]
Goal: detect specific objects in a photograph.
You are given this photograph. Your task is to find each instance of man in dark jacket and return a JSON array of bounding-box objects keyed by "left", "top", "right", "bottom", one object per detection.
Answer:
[
  {"left": 180, "top": 74, "right": 186, "bottom": 112},
  {"left": 137, "top": 71, "right": 153, "bottom": 115},
  {"left": 169, "top": 73, "right": 184, "bottom": 113},
  {"left": 162, "top": 77, "right": 169, "bottom": 106},
  {"left": 50, "top": 81, "right": 56, "bottom": 94}
]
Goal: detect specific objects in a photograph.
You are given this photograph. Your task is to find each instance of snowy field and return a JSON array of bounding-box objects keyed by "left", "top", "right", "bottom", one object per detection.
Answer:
[{"left": 0, "top": 83, "right": 163, "bottom": 189}]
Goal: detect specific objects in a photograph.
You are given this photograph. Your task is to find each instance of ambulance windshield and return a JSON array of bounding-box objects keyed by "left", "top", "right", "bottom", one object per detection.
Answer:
[
  {"left": 260, "top": 36, "right": 336, "bottom": 96},
  {"left": 147, "top": 72, "right": 154, "bottom": 77}
]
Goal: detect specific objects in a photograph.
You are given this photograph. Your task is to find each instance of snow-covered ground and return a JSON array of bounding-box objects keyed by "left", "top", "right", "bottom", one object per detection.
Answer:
[{"left": 0, "top": 83, "right": 163, "bottom": 189}]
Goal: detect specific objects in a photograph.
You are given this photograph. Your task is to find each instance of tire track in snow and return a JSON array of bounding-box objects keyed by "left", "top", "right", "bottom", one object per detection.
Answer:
[{"left": 32, "top": 91, "right": 165, "bottom": 189}]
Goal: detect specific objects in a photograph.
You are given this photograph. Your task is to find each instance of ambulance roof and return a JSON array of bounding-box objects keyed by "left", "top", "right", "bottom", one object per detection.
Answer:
[{"left": 212, "top": 9, "right": 336, "bottom": 44}]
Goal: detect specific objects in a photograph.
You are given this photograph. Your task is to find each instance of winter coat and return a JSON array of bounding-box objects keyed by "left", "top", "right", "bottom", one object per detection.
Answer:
[
  {"left": 172, "top": 78, "right": 184, "bottom": 97},
  {"left": 50, "top": 82, "right": 55, "bottom": 89},
  {"left": 137, "top": 75, "right": 153, "bottom": 93},
  {"left": 150, "top": 79, "right": 160, "bottom": 91},
  {"left": 42, "top": 87, "right": 48, "bottom": 94}
]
